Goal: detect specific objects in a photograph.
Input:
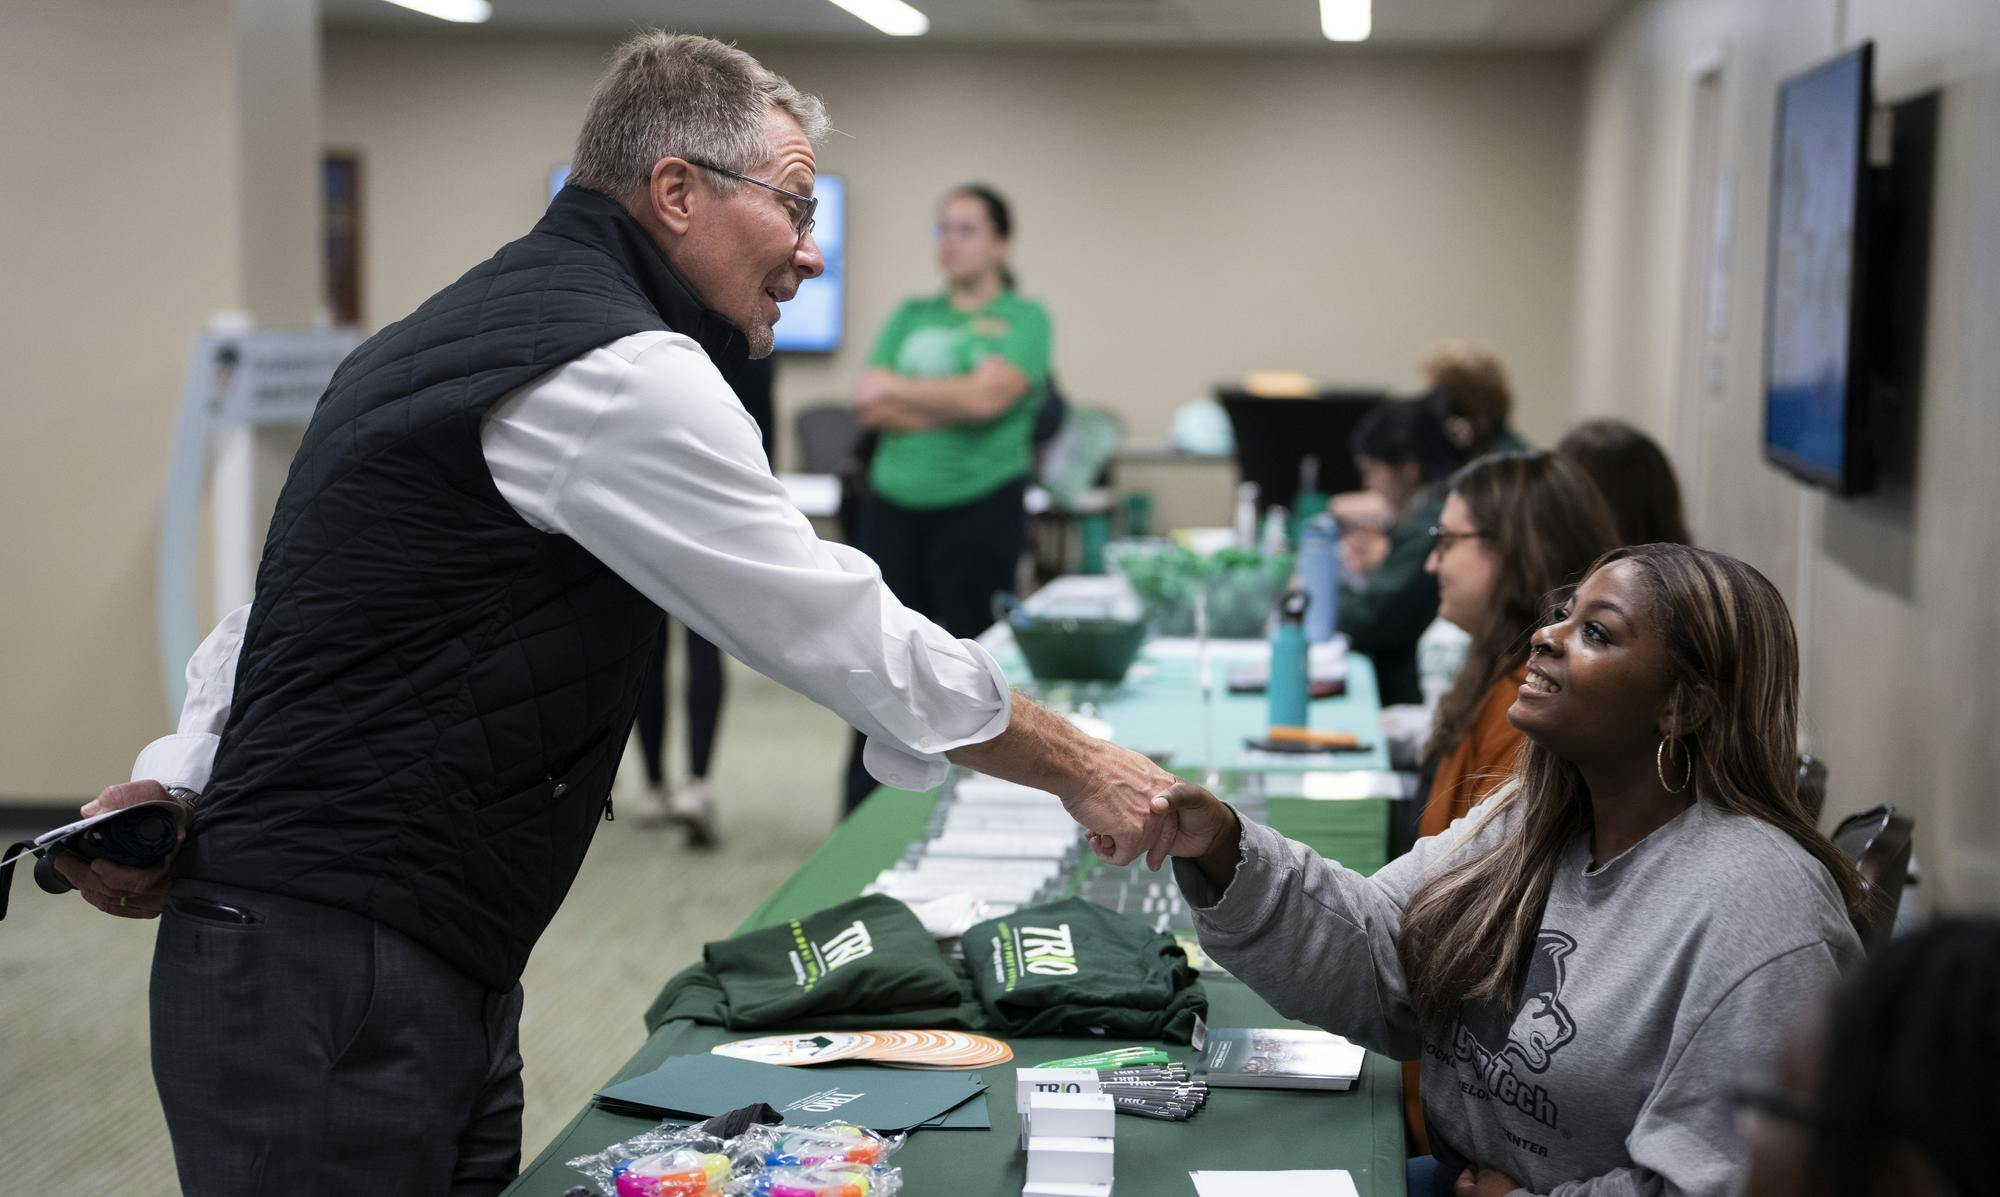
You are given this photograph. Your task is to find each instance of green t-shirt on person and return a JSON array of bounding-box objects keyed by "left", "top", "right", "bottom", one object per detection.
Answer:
[{"left": 866, "top": 291, "right": 1052, "bottom": 509}]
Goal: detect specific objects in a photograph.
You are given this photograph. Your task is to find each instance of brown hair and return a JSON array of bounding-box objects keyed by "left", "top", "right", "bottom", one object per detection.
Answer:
[
  {"left": 1400, "top": 544, "right": 1868, "bottom": 1027},
  {"left": 1421, "top": 342, "right": 1513, "bottom": 432},
  {"left": 1556, "top": 419, "right": 1693, "bottom": 547},
  {"left": 1427, "top": 452, "right": 1621, "bottom": 762}
]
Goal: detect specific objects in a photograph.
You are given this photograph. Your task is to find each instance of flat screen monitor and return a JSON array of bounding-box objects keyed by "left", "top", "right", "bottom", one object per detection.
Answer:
[
  {"left": 1763, "top": 42, "right": 1874, "bottom": 494},
  {"left": 543, "top": 167, "right": 846, "bottom": 354},
  {"left": 774, "top": 173, "right": 844, "bottom": 353}
]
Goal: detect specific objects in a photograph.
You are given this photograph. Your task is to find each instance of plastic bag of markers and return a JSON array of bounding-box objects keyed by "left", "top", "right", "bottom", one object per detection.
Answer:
[
  {"left": 564, "top": 1122, "right": 904, "bottom": 1197},
  {"left": 727, "top": 1123, "right": 905, "bottom": 1195},
  {"left": 565, "top": 1122, "right": 737, "bottom": 1197}
]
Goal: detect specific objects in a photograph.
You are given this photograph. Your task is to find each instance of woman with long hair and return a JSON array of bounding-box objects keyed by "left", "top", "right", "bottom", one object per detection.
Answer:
[
  {"left": 1132, "top": 544, "right": 1867, "bottom": 1197},
  {"left": 1419, "top": 454, "right": 1621, "bottom": 840},
  {"left": 1400, "top": 452, "right": 1620, "bottom": 1151},
  {"left": 1556, "top": 419, "right": 1692, "bottom": 547}
]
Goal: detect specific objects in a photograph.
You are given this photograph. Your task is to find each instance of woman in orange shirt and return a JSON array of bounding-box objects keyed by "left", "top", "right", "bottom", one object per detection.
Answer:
[{"left": 1403, "top": 450, "right": 1621, "bottom": 1151}]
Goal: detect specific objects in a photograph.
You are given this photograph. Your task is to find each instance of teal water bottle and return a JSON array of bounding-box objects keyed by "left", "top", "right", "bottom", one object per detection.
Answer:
[{"left": 1267, "top": 589, "right": 1310, "bottom": 729}]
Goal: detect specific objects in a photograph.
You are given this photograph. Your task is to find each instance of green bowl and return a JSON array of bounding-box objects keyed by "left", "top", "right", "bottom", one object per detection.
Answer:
[{"left": 1012, "top": 616, "right": 1149, "bottom": 683}]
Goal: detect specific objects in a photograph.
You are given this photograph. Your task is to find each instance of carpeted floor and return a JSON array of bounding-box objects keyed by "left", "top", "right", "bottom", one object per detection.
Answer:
[{"left": 0, "top": 653, "right": 853, "bottom": 1189}]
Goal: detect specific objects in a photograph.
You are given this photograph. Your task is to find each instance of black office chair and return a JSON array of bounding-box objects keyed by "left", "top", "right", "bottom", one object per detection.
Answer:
[
  {"left": 1830, "top": 804, "right": 1916, "bottom": 953},
  {"left": 1797, "top": 754, "right": 1829, "bottom": 824},
  {"left": 794, "top": 403, "right": 866, "bottom": 475}
]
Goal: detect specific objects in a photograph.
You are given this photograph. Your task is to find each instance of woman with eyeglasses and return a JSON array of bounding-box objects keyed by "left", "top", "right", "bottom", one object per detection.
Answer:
[
  {"left": 1133, "top": 542, "right": 1866, "bottom": 1197},
  {"left": 841, "top": 184, "right": 1051, "bottom": 811}
]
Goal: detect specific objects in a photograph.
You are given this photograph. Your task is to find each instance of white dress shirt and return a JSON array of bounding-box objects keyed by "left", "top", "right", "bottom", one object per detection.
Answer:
[{"left": 133, "top": 330, "right": 1012, "bottom": 794}]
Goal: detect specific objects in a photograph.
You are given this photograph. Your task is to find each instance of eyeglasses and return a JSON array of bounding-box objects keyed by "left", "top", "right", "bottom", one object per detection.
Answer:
[
  {"left": 684, "top": 158, "right": 817, "bottom": 243},
  {"left": 1428, "top": 526, "right": 1494, "bottom": 554}
]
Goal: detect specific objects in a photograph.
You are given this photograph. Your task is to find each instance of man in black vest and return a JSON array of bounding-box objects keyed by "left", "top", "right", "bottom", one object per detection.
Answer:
[{"left": 59, "top": 32, "right": 1201, "bottom": 1195}]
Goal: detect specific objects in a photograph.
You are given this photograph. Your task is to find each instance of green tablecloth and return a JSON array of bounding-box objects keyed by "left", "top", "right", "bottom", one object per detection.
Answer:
[
  {"left": 994, "top": 639, "right": 1393, "bottom": 775},
  {"left": 506, "top": 785, "right": 1407, "bottom": 1197}
]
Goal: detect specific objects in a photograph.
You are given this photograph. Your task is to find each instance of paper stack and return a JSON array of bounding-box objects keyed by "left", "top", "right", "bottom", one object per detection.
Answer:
[
  {"left": 1021, "top": 1088, "right": 1115, "bottom": 1197},
  {"left": 866, "top": 774, "right": 1081, "bottom": 913}
]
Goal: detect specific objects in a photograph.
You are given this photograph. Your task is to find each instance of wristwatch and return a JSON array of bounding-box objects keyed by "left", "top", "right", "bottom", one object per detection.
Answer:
[{"left": 165, "top": 785, "right": 200, "bottom": 808}]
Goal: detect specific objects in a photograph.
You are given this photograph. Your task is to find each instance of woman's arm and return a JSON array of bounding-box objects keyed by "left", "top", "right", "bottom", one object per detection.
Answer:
[
  {"left": 854, "top": 356, "right": 1032, "bottom": 431},
  {"left": 1162, "top": 790, "right": 1515, "bottom": 1061}
]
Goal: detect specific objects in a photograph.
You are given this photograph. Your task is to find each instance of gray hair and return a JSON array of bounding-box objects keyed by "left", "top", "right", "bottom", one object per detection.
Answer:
[{"left": 568, "top": 32, "right": 829, "bottom": 205}]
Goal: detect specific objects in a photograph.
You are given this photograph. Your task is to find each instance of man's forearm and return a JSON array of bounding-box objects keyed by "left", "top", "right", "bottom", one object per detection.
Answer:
[{"left": 944, "top": 693, "right": 1094, "bottom": 796}]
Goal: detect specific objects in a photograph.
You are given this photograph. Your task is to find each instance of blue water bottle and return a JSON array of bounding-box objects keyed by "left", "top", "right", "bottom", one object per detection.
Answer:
[
  {"left": 1268, "top": 589, "right": 1311, "bottom": 729},
  {"left": 1298, "top": 514, "right": 1341, "bottom": 643}
]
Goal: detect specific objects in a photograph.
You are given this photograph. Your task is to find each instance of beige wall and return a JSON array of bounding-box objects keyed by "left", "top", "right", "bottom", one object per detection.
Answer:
[
  {"left": 323, "top": 30, "right": 1585, "bottom": 465},
  {"left": 0, "top": 0, "right": 242, "bottom": 799},
  {"left": 0, "top": 0, "right": 321, "bottom": 800},
  {"left": 1572, "top": 0, "right": 2000, "bottom": 911}
]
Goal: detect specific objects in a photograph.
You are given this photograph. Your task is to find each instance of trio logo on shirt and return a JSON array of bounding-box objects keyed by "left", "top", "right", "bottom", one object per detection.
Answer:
[
  {"left": 787, "top": 918, "right": 877, "bottom": 992},
  {"left": 992, "top": 920, "right": 1081, "bottom": 991},
  {"left": 819, "top": 920, "right": 876, "bottom": 971},
  {"left": 1449, "top": 930, "right": 1580, "bottom": 1130},
  {"left": 1020, "top": 923, "right": 1079, "bottom": 976}
]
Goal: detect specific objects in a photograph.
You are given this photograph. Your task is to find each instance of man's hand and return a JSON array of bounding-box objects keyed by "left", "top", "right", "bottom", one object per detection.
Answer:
[
  {"left": 1454, "top": 1167, "right": 1522, "bottom": 1197},
  {"left": 53, "top": 780, "right": 189, "bottom": 920},
  {"left": 1055, "top": 740, "right": 1182, "bottom": 867}
]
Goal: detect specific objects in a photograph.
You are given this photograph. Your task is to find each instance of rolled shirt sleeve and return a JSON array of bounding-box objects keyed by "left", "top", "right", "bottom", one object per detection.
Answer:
[
  {"left": 482, "top": 331, "right": 1011, "bottom": 790},
  {"left": 131, "top": 602, "right": 249, "bottom": 793}
]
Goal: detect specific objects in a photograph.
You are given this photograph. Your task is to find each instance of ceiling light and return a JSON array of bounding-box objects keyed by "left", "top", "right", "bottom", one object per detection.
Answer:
[
  {"left": 382, "top": 0, "right": 492, "bottom": 22},
  {"left": 1319, "top": 0, "right": 1370, "bottom": 42},
  {"left": 824, "top": 0, "right": 930, "bottom": 37}
]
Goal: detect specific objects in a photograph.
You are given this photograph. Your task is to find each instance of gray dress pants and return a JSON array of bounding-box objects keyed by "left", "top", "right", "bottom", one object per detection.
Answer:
[{"left": 150, "top": 878, "right": 525, "bottom": 1195}]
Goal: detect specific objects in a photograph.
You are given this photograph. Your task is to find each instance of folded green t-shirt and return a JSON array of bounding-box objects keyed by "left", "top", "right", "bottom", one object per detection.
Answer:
[
  {"left": 694, "top": 895, "right": 967, "bottom": 1029},
  {"left": 644, "top": 961, "right": 985, "bottom": 1034},
  {"left": 962, "top": 899, "right": 1207, "bottom": 1042}
]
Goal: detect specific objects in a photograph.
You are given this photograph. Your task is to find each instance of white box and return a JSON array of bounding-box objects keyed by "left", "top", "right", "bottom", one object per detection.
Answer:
[
  {"left": 1022, "top": 1182, "right": 1114, "bottom": 1197},
  {"left": 1026, "top": 1136, "right": 1115, "bottom": 1186},
  {"left": 1016, "top": 1068, "right": 1101, "bottom": 1112},
  {"left": 1028, "top": 1092, "right": 1117, "bottom": 1140}
]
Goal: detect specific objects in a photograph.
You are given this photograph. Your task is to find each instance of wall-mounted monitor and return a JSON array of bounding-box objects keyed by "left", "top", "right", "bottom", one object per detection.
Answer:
[
  {"left": 774, "top": 173, "right": 844, "bottom": 354},
  {"left": 1762, "top": 42, "right": 1875, "bottom": 495}
]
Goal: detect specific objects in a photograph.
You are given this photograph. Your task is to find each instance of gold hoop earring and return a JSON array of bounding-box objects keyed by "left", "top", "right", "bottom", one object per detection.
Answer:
[{"left": 1656, "top": 737, "right": 1692, "bottom": 794}]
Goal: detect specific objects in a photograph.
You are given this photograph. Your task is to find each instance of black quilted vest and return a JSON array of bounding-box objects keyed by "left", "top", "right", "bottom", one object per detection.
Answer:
[{"left": 180, "top": 186, "right": 747, "bottom": 989}]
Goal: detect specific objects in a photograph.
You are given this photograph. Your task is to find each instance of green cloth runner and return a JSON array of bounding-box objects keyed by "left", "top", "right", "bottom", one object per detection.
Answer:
[{"left": 962, "top": 899, "right": 1207, "bottom": 1042}]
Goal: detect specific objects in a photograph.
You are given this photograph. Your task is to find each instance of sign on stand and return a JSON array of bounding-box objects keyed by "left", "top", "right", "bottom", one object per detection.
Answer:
[{"left": 159, "top": 324, "right": 362, "bottom": 712}]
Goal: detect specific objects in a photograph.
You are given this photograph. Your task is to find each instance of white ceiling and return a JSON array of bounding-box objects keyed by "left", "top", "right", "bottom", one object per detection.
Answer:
[{"left": 322, "top": 0, "right": 1633, "bottom": 49}]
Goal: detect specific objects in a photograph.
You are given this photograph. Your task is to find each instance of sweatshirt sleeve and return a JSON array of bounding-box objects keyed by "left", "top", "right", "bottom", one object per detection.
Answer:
[
  {"left": 1517, "top": 940, "right": 1848, "bottom": 1197},
  {"left": 1172, "top": 795, "right": 1516, "bottom": 1061}
]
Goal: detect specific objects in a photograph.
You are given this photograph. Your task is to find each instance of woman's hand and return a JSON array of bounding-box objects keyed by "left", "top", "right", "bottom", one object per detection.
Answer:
[
  {"left": 1091, "top": 781, "right": 1242, "bottom": 889},
  {"left": 1453, "top": 1167, "right": 1522, "bottom": 1197},
  {"left": 851, "top": 369, "right": 900, "bottom": 429}
]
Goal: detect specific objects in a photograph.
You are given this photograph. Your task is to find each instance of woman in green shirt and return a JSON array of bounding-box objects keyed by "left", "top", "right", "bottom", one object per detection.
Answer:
[{"left": 842, "top": 184, "right": 1051, "bottom": 811}]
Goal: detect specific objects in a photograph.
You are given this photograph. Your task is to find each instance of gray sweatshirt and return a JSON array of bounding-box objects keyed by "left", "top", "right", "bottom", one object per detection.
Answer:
[{"left": 1175, "top": 794, "right": 1862, "bottom": 1197}]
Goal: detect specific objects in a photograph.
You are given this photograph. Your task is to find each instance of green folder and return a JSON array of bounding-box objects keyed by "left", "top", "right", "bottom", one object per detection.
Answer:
[{"left": 595, "top": 1054, "right": 987, "bottom": 1133}]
